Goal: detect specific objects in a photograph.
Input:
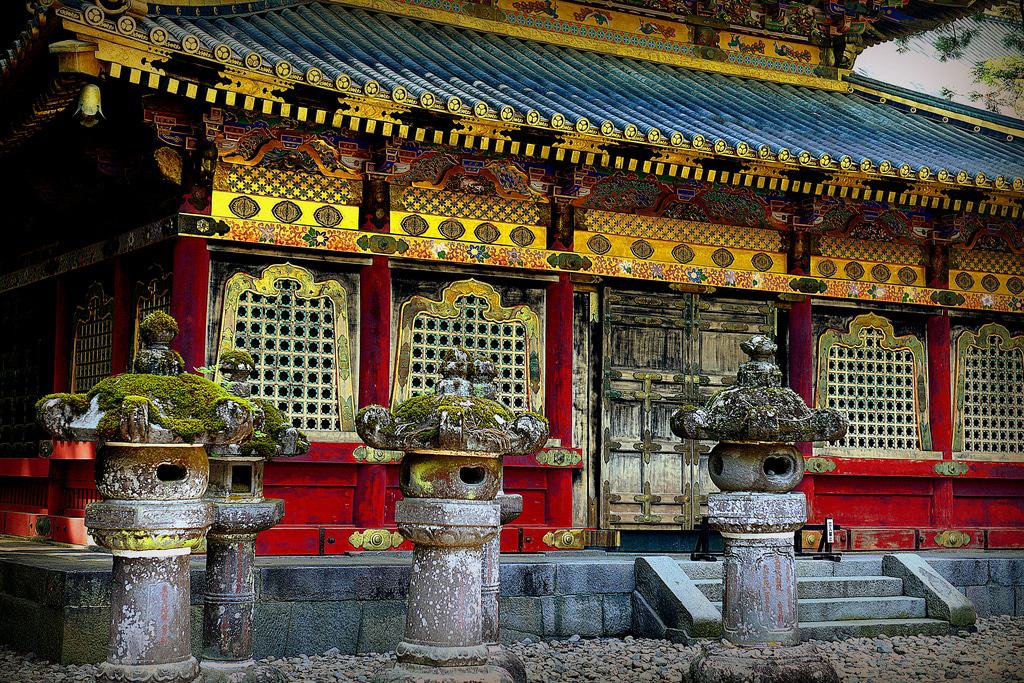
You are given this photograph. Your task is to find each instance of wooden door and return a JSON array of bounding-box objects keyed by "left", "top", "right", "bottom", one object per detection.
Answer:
[{"left": 599, "top": 288, "right": 775, "bottom": 531}]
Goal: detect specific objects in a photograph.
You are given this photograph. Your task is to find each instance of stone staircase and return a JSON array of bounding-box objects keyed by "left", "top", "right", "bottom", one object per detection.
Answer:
[
  {"left": 632, "top": 554, "right": 972, "bottom": 643},
  {"left": 682, "top": 558, "right": 950, "bottom": 640}
]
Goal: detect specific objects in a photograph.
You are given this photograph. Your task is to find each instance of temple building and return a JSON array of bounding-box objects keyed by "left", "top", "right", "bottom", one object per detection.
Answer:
[{"left": 0, "top": 0, "right": 1022, "bottom": 555}]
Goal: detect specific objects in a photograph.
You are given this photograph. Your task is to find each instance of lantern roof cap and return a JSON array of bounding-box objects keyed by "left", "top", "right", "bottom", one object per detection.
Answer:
[
  {"left": 356, "top": 348, "right": 549, "bottom": 455},
  {"left": 672, "top": 335, "right": 848, "bottom": 444}
]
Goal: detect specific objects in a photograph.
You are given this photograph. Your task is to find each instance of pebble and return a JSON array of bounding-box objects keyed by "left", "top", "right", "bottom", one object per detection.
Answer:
[{"left": 0, "top": 616, "right": 1021, "bottom": 682}]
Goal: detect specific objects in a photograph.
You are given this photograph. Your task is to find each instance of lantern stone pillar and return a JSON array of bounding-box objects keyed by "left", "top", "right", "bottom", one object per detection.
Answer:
[
  {"left": 37, "top": 313, "right": 255, "bottom": 683},
  {"left": 673, "top": 336, "right": 847, "bottom": 683},
  {"left": 201, "top": 350, "right": 309, "bottom": 683},
  {"left": 357, "top": 350, "right": 548, "bottom": 683}
]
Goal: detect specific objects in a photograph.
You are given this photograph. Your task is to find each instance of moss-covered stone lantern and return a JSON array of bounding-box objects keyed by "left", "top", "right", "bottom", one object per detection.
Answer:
[
  {"left": 36, "top": 312, "right": 256, "bottom": 683},
  {"left": 200, "top": 348, "right": 309, "bottom": 683},
  {"left": 357, "top": 348, "right": 548, "bottom": 683},
  {"left": 672, "top": 335, "right": 847, "bottom": 683}
]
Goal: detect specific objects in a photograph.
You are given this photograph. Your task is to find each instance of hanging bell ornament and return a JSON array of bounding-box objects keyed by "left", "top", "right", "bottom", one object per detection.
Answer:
[{"left": 74, "top": 83, "right": 104, "bottom": 128}]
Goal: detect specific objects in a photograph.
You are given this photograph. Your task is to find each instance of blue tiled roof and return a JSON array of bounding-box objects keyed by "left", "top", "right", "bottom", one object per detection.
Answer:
[{"left": 107, "top": 2, "right": 1024, "bottom": 181}]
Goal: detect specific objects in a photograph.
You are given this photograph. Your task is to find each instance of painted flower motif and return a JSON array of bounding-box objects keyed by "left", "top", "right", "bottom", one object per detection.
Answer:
[
  {"left": 981, "top": 294, "right": 994, "bottom": 308},
  {"left": 467, "top": 244, "right": 489, "bottom": 262},
  {"left": 723, "top": 270, "right": 738, "bottom": 286},
  {"left": 619, "top": 261, "right": 633, "bottom": 275},
  {"left": 847, "top": 283, "right": 860, "bottom": 297},
  {"left": 686, "top": 268, "right": 704, "bottom": 283},
  {"left": 650, "top": 263, "right": 665, "bottom": 279},
  {"left": 301, "top": 227, "right": 329, "bottom": 248},
  {"left": 257, "top": 223, "right": 276, "bottom": 243},
  {"left": 870, "top": 285, "right": 886, "bottom": 299}
]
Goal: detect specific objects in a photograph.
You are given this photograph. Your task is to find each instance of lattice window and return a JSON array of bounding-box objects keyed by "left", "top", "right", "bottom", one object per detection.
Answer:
[
  {"left": 954, "top": 324, "right": 1024, "bottom": 457},
  {"left": 815, "top": 313, "right": 930, "bottom": 451},
  {"left": 132, "top": 267, "right": 172, "bottom": 357},
  {"left": 71, "top": 282, "right": 113, "bottom": 393},
  {"left": 393, "top": 279, "right": 543, "bottom": 411},
  {"left": 218, "top": 263, "right": 355, "bottom": 434}
]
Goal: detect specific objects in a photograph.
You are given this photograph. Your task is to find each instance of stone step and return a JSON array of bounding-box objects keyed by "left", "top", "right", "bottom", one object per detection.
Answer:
[
  {"left": 679, "top": 560, "right": 832, "bottom": 580},
  {"left": 712, "top": 596, "right": 927, "bottom": 622},
  {"left": 693, "top": 576, "right": 904, "bottom": 602},
  {"left": 679, "top": 558, "right": 884, "bottom": 580},
  {"left": 799, "top": 618, "right": 950, "bottom": 641}
]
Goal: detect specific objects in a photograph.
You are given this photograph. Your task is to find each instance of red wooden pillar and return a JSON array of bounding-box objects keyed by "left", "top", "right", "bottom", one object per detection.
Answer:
[
  {"left": 52, "top": 279, "right": 70, "bottom": 392},
  {"left": 169, "top": 237, "right": 210, "bottom": 372},
  {"left": 110, "top": 257, "right": 133, "bottom": 375},
  {"left": 544, "top": 274, "right": 574, "bottom": 527},
  {"left": 928, "top": 312, "right": 954, "bottom": 527},
  {"left": 788, "top": 296, "right": 817, "bottom": 521},
  {"left": 354, "top": 256, "right": 391, "bottom": 528}
]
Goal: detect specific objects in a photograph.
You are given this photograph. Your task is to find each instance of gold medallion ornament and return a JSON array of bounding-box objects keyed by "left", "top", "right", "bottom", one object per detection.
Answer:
[
  {"left": 671, "top": 244, "right": 695, "bottom": 263},
  {"left": 349, "top": 529, "right": 404, "bottom": 550},
  {"left": 352, "top": 446, "right": 404, "bottom": 464},
  {"left": 871, "top": 264, "right": 891, "bottom": 282},
  {"left": 630, "top": 239, "right": 654, "bottom": 260},
  {"left": 534, "top": 449, "right": 584, "bottom": 467},
  {"left": 228, "top": 195, "right": 260, "bottom": 220},
  {"left": 933, "top": 461, "right": 969, "bottom": 477},
  {"left": 844, "top": 261, "right": 865, "bottom": 280},
  {"left": 509, "top": 225, "right": 535, "bottom": 247},
  {"left": 954, "top": 272, "right": 975, "bottom": 290},
  {"left": 400, "top": 214, "right": 429, "bottom": 236},
  {"left": 438, "top": 218, "right": 466, "bottom": 240},
  {"left": 981, "top": 274, "right": 1000, "bottom": 292},
  {"left": 898, "top": 267, "right": 917, "bottom": 285},
  {"left": 271, "top": 200, "right": 302, "bottom": 223},
  {"left": 474, "top": 222, "right": 500, "bottom": 244},
  {"left": 711, "top": 248, "right": 734, "bottom": 268},
  {"left": 542, "top": 529, "right": 585, "bottom": 550},
  {"left": 587, "top": 234, "right": 611, "bottom": 255},
  {"left": 804, "top": 457, "right": 836, "bottom": 473},
  {"left": 314, "top": 205, "right": 343, "bottom": 228},
  {"left": 751, "top": 253, "right": 774, "bottom": 272},
  {"left": 932, "top": 530, "right": 972, "bottom": 548}
]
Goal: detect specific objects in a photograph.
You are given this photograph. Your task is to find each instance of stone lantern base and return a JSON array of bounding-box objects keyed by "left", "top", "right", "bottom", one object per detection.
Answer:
[
  {"left": 710, "top": 492, "right": 806, "bottom": 647},
  {"left": 86, "top": 498, "right": 212, "bottom": 683},
  {"left": 200, "top": 498, "right": 286, "bottom": 683},
  {"left": 689, "top": 642, "right": 840, "bottom": 683},
  {"left": 378, "top": 498, "right": 512, "bottom": 683}
]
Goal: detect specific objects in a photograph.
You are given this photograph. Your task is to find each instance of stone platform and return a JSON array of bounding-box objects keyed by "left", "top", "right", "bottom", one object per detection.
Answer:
[{"left": 1, "top": 538, "right": 1022, "bottom": 665}]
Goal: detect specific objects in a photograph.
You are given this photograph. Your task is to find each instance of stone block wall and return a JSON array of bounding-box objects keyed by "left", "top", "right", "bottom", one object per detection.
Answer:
[
  {"left": 1, "top": 551, "right": 1022, "bottom": 664},
  {"left": 926, "top": 557, "right": 1024, "bottom": 618}
]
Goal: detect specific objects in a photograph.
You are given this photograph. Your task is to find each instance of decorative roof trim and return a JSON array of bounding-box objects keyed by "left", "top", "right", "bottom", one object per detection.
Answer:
[
  {"left": 99, "top": 62, "right": 1024, "bottom": 214},
  {"left": 326, "top": 0, "right": 845, "bottom": 89},
  {"left": 851, "top": 82, "right": 1024, "bottom": 141},
  {"left": 57, "top": 6, "right": 1024, "bottom": 197}
]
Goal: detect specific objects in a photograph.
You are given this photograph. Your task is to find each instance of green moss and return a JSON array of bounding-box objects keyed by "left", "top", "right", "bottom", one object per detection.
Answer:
[
  {"left": 257, "top": 398, "right": 288, "bottom": 434},
  {"left": 87, "top": 373, "right": 252, "bottom": 440},
  {"left": 138, "top": 311, "right": 179, "bottom": 337},
  {"left": 219, "top": 349, "right": 255, "bottom": 366},
  {"left": 393, "top": 393, "right": 515, "bottom": 429},
  {"left": 35, "top": 392, "right": 89, "bottom": 414}
]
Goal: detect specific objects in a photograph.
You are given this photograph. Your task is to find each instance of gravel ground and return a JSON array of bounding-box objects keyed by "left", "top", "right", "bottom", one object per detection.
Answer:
[{"left": 1, "top": 616, "right": 1021, "bottom": 682}]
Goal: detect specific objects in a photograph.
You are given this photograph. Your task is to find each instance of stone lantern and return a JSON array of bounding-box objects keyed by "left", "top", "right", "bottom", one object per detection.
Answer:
[
  {"left": 672, "top": 335, "right": 847, "bottom": 683},
  {"left": 200, "top": 348, "right": 309, "bottom": 683},
  {"left": 357, "top": 348, "right": 548, "bottom": 683},
  {"left": 36, "top": 312, "right": 255, "bottom": 683}
]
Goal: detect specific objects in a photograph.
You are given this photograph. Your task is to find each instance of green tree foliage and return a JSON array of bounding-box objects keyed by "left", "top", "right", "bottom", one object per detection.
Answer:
[{"left": 927, "top": 4, "right": 1023, "bottom": 116}]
